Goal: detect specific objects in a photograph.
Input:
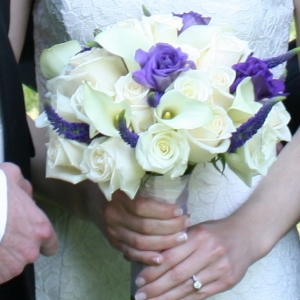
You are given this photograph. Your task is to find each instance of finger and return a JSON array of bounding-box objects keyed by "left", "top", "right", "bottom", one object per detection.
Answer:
[
  {"left": 136, "top": 251, "right": 199, "bottom": 298},
  {"left": 39, "top": 224, "right": 59, "bottom": 256},
  {"left": 125, "top": 196, "right": 185, "bottom": 219},
  {"left": 19, "top": 178, "right": 33, "bottom": 197},
  {"left": 147, "top": 263, "right": 227, "bottom": 300},
  {"left": 105, "top": 200, "right": 190, "bottom": 235},
  {"left": 113, "top": 215, "right": 190, "bottom": 236},
  {"left": 137, "top": 240, "right": 195, "bottom": 285},
  {"left": 180, "top": 280, "right": 231, "bottom": 300},
  {"left": 136, "top": 245, "right": 225, "bottom": 299},
  {"left": 113, "top": 226, "right": 188, "bottom": 251},
  {"left": 118, "top": 242, "right": 163, "bottom": 266}
]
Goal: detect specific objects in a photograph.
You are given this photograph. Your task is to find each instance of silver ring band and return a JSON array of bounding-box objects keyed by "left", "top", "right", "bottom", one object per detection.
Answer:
[{"left": 192, "top": 275, "right": 202, "bottom": 290}]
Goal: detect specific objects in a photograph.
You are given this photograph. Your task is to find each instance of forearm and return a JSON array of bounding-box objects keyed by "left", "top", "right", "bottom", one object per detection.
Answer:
[
  {"left": 8, "top": 0, "right": 32, "bottom": 62},
  {"left": 231, "top": 127, "right": 300, "bottom": 261}
]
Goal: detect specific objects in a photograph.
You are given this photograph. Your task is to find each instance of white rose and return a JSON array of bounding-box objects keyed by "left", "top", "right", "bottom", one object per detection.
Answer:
[
  {"left": 141, "top": 14, "right": 183, "bottom": 44},
  {"left": 178, "top": 24, "right": 221, "bottom": 52},
  {"left": 69, "top": 85, "right": 91, "bottom": 124},
  {"left": 136, "top": 123, "right": 190, "bottom": 178},
  {"left": 209, "top": 66, "right": 236, "bottom": 92},
  {"left": 225, "top": 125, "right": 278, "bottom": 186},
  {"left": 53, "top": 88, "right": 81, "bottom": 122},
  {"left": 46, "top": 131, "right": 86, "bottom": 184},
  {"left": 47, "top": 55, "right": 127, "bottom": 98},
  {"left": 209, "top": 66, "right": 236, "bottom": 110},
  {"left": 80, "top": 137, "right": 145, "bottom": 200},
  {"left": 115, "top": 73, "right": 149, "bottom": 104},
  {"left": 169, "top": 70, "right": 213, "bottom": 104},
  {"left": 184, "top": 105, "right": 236, "bottom": 163},
  {"left": 114, "top": 73, "right": 154, "bottom": 133},
  {"left": 264, "top": 101, "right": 291, "bottom": 142},
  {"left": 203, "top": 30, "right": 251, "bottom": 68}
]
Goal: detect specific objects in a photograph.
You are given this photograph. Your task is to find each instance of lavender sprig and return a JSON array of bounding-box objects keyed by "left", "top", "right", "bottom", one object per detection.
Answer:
[
  {"left": 147, "top": 91, "right": 163, "bottom": 108},
  {"left": 228, "top": 97, "right": 284, "bottom": 153},
  {"left": 117, "top": 110, "right": 139, "bottom": 148},
  {"left": 45, "top": 104, "right": 92, "bottom": 144},
  {"left": 264, "top": 47, "right": 300, "bottom": 69}
]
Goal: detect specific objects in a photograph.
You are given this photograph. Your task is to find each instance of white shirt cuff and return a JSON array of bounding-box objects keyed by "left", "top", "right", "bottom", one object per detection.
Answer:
[{"left": 0, "top": 169, "right": 7, "bottom": 243}]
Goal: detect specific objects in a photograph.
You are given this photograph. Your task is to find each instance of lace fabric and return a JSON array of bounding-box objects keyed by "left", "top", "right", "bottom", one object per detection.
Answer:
[{"left": 33, "top": 0, "right": 299, "bottom": 299}]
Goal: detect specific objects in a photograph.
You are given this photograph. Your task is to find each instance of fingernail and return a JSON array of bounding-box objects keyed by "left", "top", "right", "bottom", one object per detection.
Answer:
[
  {"left": 175, "top": 232, "right": 188, "bottom": 243},
  {"left": 135, "top": 292, "right": 147, "bottom": 300},
  {"left": 185, "top": 218, "right": 193, "bottom": 228},
  {"left": 135, "top": 277, "right": 146, "bottom": 287},
  {"left": 151, "top": 256, "right": 161, "bottom": 264},
  {"left": 174, "top": 208, "right": 183, "bottom": 217}
]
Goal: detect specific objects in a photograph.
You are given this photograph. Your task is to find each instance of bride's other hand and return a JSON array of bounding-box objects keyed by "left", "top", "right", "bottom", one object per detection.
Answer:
[
  {"left": 134, "top": 216, "right": 259, "bottom": 300},
  {"left": 134, "top": 128, "right": 300, "bottom": 299},
  {"left": 104, "top": 190, "right": 191, "bottom": 266}
]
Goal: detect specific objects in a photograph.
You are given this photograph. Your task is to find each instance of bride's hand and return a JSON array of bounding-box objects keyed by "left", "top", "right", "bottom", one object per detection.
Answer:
[
  {"left": 134, "top": 217, "right": 261, "bottom": 300},
  {"left": 104, "top": 190, "right": 191, "bottom": 266}
]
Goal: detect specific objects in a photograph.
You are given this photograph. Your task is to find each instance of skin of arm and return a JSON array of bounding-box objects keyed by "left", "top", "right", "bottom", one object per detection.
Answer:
[
  {"left": 134, "top": 128, "right": 300, "bottom": 299},
  {"left": 8, "top": 0, "right": 32, "bottom": 62}
]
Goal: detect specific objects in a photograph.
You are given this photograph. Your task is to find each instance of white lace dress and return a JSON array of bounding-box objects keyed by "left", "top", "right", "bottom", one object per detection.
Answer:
[{"left": 33, "top": 0, "right": 300, "bottom": 299}]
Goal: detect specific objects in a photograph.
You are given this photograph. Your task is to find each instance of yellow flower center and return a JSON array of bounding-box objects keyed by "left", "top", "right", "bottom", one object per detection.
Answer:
[{"left": 162, "top": 111, "right": 173, "bottom": 119}]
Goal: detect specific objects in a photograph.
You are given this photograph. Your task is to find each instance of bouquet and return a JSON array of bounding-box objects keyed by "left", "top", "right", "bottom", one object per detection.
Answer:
[{"left": 37, "top": 9, "right": 293, "bottom": 201}]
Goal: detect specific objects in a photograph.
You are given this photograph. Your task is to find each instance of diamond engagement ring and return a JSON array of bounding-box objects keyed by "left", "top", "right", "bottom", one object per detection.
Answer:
[{"left": 192, "top": 275, "right": 202, "bottom": 290}]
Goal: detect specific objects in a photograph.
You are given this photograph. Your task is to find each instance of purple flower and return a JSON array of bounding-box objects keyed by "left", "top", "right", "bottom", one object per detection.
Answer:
[
  {"left": 230, "top": 56, "right": 285, "bottom": 101},
  {"left": 117, "top": 110, "right": 139, "bottom": 148},
  {"left": 173, "top": 11, "right": 211, "bottom": 34},
  {"left": 133, "top": 43, "right": 196, "bottom": 92},
  {"left": 45, "top": 104, "right": 93, "bottom": 144},
  {"left": 228, "top": 97, "right": 282, "bottom": 153}
]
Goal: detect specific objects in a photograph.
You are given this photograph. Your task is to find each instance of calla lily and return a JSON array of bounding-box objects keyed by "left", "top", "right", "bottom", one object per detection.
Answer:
[
  {"left": 82, "top": 82, "right": 131, "bottom": 137},
  {"left": 212, "top": 87, "right": 235, "bottom": 110},
  {"left": 228, "top": 77, "right": 261, "bottom": 124},
  {"left": 155, "top": 90, "right": 214, "bottom": 129},
  {"left": 140, "top": 14, "right": 182, "bottom": 44},
  {"left": 40, "top": 40, "right": 81, "bottom": 79},
  {"left": 94, "top": 27, "right": 153, "bottom": 72},
  {"left": 178, "top": 25, "right": 220, "bottom": 51}
]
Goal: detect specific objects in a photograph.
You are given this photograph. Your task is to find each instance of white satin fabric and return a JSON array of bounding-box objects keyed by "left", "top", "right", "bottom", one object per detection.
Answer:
[{"left": 33, "top": 0, "right": 300, "bottom": 299}]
